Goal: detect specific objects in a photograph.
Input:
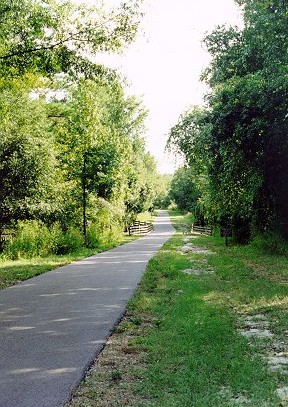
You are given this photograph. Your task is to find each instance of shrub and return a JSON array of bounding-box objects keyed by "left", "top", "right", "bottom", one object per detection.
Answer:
[
  {"left": 86, "top": 224, "right": 100, "bottom": 249},
  {"left": 252, "top": 232, "right": 288, "bottom": 255},
  {"left": 54, "top": 226, "right": 84, "bottom": 254},
  {"left": 4, "top": 220, "right": 54, "bottom": 259},
  {"left": 3, "top": 221, "right": 85, "bottom": 258},
  {"left": 86, "top": 198, "right": 124, "bottom": 247}
]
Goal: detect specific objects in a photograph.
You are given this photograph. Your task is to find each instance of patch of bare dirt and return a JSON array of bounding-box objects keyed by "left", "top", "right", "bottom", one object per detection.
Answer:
[
  {"left": 179, "top": 242, "right": 215, "bottom": 255},
  {"left": 182, "top": 266, "right": 214, "bottom": 276},
  {"left": 238, "top": 314, "right": 273, "bottom": 339},
  {"left": 276, "top": 387, "right": 288, "bottom": 402},
  {"left": 237, "top": 312, "right": 288, "bottom": 402},
  {"left": 66, "top": 312, "right": 151, "bottom": 407},
  {"left": 219, "top": 386, "right": 251, "bottom": 405}
]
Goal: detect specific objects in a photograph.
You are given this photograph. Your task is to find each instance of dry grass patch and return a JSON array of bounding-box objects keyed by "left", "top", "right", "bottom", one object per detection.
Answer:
[{"left": 67, "top": 312, "right": 151, "bottom": 407}]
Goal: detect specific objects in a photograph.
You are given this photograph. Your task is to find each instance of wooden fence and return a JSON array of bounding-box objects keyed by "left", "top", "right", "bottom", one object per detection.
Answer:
[
  {"left": 128, "top": 221, "right": 153, "bottom": 235},
  {"left": 191, "top": 224, "right": 212, "bottom": 236},
  {"left": 0, "top": 233, "right": 14, "bottom": 250}
]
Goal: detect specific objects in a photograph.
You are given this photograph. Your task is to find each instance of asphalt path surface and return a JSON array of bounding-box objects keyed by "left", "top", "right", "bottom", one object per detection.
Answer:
[{"left": 0, "top": 210, "right": 175, "bottom": 407}]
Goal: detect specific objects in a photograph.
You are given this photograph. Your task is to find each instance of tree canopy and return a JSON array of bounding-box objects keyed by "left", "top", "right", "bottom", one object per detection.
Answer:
[
  {"left": 0, "top": 0, "right": 163, "bottom": 254},
  {"left": 0, "top": 0, "right": 142, "bottom": 78},
  {"left": 168, "top": 0, "right": 288, "bottom": 242}
]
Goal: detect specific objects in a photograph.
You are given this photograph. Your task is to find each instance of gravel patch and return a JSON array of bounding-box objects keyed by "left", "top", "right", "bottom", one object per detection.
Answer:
[
  {"left": 237, "top": 313, "right": 288, "bottom": 378},
  {"left": 238, "top": 314, "right": 274, "bottom": 339},
  {"left": 276, "top": 386, "right": 288, "bottom": 400},
  {"left": 179, "top": 243, "right": 215, "bottom": 254},
  {"left": 238, "top": 328, "right": 274, "bottom": 339},
  {"left": 182, "top": 267, "right": 214, "bottom": 276},
  {"left": 266, "top": 354, "right": 288, "bottom": 372},
  {"left": 219, "top": 387, "right": 250, "bottom": 405}
]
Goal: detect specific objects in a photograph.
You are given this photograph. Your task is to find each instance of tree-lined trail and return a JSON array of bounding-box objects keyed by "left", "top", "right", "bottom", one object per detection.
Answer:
[{"left": 0, "top": 211, "right": 174, "bottom": 407}]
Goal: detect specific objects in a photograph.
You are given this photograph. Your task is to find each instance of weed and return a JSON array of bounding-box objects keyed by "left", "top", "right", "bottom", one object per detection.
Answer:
[{"left": 111, "top": 370, "right": 122, "bottom": 381}]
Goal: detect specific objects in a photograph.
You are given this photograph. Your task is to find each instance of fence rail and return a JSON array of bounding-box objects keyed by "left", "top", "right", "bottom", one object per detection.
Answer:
[
  {"left": 128, "top": 221, "right": 153, "bottom": 235},
  {"left": 191, "top": 224, "right": 212, "bottom": 236},
  {"left": 0, "top": 233, "right": 14, "bottom": 250}
]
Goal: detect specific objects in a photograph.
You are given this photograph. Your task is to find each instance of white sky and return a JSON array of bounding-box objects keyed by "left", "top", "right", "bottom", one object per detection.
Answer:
[{"left": 84, "top": 0, "right": 243, "bottom": 173}]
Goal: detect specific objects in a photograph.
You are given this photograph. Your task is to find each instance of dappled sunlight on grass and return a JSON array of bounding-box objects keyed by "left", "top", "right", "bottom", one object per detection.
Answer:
[
  {"left": 129, "top": 212, "right": 288, "bottom": 405},
  {"left": 203, "top": 290, "right": 233, "bottom": 306},
  {"left": 237, "top": 296, "right": 288, "bottom": 314}
]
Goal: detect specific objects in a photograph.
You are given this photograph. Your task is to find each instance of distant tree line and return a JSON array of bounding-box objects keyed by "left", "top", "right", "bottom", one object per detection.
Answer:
[
  {"left": 0, "top": 0, "right": 162, "bottom": 257},
  {"left": 168, "top": 0, "right": 288, "bottom": 244}
]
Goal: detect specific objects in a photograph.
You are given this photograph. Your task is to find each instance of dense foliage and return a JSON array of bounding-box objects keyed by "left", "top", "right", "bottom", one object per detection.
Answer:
[
  {"left": 169, "top": 167, "right": 200, "bottom": 214},
  {"left": 0, "top": 0, "right": 142, "bottom": 78},
  {"left": 0, "top": 0, "right": 161, "bottom": 257},
  {"left": 168, "top": 0, "right": 288, "bottom": 243}
]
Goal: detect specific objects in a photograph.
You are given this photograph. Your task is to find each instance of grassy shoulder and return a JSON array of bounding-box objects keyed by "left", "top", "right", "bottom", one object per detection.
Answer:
[
  {"left": 0, "top": 235, "right": 136, "bottom": 290},
  {"left": 0, "top": 210, "right": 157, "bottom": 290},
  {"left": 68, "top": 210, "right": 288, "bottom": 407}
]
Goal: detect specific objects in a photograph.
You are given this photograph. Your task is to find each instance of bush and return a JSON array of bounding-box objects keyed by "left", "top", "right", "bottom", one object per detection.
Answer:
[
  {"left": 86, "top": 217, "right": 122, "bottom": 248},
  {"left": 86, "top": 198, "right": 124, "bottom": 247},
  {"left": 2, "top": 198, "right": 125, "bottom": 259},
  {"left": 54, "top": 226, "right": 84, "bottom": 254},
  {"left": 252, "top": 232, "right": 288, "bottom": 255},
  {"left": 86, "top": 224, "right": 100, "bottom": 249},
  {"left": 3, "top": 221, "right": 85, "bottom": 259},
  {"left": 4, "top": 220, "right": 55, "bottom": 259}
]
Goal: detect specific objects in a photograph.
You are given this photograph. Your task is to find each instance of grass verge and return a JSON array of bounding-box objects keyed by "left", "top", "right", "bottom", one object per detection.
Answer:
[
  {"left": 0, "top": 235, "right": 136, "bottom": 290},
  {"left": 68, "top": 210, "right": 288, "bottom": 407}
]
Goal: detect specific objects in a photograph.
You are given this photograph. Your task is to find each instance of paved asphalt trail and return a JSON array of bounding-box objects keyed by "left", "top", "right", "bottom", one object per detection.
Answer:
[{"left": 0, "top": 210, "right": 174, "bottom": 407}]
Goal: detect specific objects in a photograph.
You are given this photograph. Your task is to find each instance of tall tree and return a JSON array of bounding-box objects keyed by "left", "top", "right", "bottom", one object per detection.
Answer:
[
  {"left": 169, "top": 167, "right": 200, "bottom": 214},
  {"left": 0, "top": 78, "right": 57, "bottom": 238},
  {"left": 169, "top": 0, "right": 288, "bottom": 241},
  {"left": 51, "top": 77, "right": 150, "bottom": 239},
  {"left": 202, "top": 0, "right": 288, "bottom": 239},
  {"left": 0, "top": 0, "right": 143, "bottom": 78},
  {"left": 167, "top": 107, "right": 213, "bottom": 223},
  {"left": 0, "top": 0, "right": 162, "bottom": 249}
]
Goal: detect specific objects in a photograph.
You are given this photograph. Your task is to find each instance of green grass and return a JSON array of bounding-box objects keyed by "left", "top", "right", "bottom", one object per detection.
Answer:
[
  {"left": 123, "top": 211, "right": 288, "bottom": 406},
  {"left": 0, "top": 235, "right": 136, "bottom": 290},
  {"left": 168, "top": 209, "right": 194, "bottom": 227}
]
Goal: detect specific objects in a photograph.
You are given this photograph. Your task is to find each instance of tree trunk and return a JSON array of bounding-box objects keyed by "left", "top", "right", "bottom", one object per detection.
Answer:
[{"left": 82, "top": 153, "right": 87, "bottom": 244}]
